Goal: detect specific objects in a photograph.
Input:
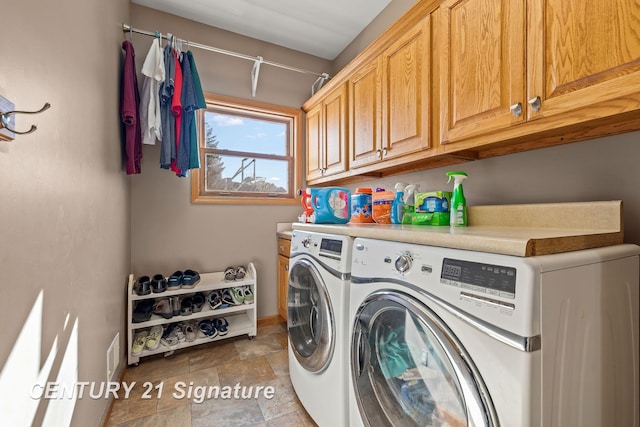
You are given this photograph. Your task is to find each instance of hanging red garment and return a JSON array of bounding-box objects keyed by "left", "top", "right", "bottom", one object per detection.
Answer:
[
  {"left": 170, "top": 50, "right": 183, "bottom": 175},
  {"left": 120, "top": 40, "right": 142, "bottom": 175}
]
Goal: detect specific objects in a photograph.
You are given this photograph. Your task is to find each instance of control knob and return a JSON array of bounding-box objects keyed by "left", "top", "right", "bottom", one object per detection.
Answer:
[
  {"left": 302, "top": 237, "right": 312, "bottom": 248},
  {"left": 395, "top": 253, "right": 413, "bottom": 273}
]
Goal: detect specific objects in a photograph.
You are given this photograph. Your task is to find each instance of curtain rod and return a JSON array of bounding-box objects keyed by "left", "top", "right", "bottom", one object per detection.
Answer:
[{"left": 122, "top": 23, "right": 330, "bottom": 97}]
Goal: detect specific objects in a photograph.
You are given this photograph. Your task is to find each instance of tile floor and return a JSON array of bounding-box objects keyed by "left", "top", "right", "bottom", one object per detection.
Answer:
[{"left": 106, "top": 323, "right": 317, "bottom": 427}]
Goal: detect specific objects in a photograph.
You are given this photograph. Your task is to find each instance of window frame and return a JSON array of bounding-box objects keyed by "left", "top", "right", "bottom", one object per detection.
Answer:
[{"left": 191, "top": 93, "right": 302, "bottom": 205}]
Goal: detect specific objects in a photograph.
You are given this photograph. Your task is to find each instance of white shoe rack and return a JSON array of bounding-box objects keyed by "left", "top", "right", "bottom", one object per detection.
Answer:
[{"left": 127, "top": 263, "right": 257, "bottom": 365}]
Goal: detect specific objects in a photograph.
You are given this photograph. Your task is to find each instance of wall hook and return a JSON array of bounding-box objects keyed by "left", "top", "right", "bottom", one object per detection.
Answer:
[{"left": 1, "top": 102, "right": 51, "bottom": 135}]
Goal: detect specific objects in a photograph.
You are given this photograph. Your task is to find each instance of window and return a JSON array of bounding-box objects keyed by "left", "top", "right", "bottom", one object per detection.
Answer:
[{"left": 191, "top": 93, "right": 302, "bottom": 204}]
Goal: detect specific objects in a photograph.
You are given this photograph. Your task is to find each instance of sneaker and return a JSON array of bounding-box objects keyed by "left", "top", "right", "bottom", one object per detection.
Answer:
[
  {"left": 243, "top": 286, "right": 254, "bottom": 304},
  {"left": 182, "top": 269, "right": 201, "bottom": 289},
  {"left": 134, "top": 276, "right": 151, "bottom": 296},
  {"left": 152, "top": 298, "right": 173, "bottom": 319},
  {"left": 132, "top": 330, "right": 149, "bottom": 355},
  {"left": 234, "top": 266, "right": 246, "bottom": 281},
  {"left": 221, "top": 288, "right": 235, "bottom": 307},
  {"left": 214, "top": 317, "right": 229, "bottom": 336},
  {"left": 198, "top": 319, "right": 218, "bottom": 338},
  {"left": 180, "top": 297, "right": 193, "bottom": 316},
  {"left": 224, "top": 267, "right": 236, "bottom": 282},
  {"left": 171, "top": 296, "right": 181, "bottom": 316},
  {"left": 192, "top": 293, "right": 205, "bottom": 313},
  {"left": 161, "top": 323, "right": 182, "bottom": 347},
  {"left": 151, "top": 274, "right": 167, "bottom": 293},
  {"left": 183, "top": 322, "right": 197, "bottom": 342},
  {"left": 167, "top": 271, "right": 183, "bottom": 290},
  {"left": 208, "top": 290, "right": 222, "bottom": 310},
  {"left": 230, "top": 287, "right": 245, "bottom": 305},
  {"left": 145, "top": 325, "right": 164, "bottom": 351},
  {"left": 133, "top": 299, "right": 154, "bottom": 323}
]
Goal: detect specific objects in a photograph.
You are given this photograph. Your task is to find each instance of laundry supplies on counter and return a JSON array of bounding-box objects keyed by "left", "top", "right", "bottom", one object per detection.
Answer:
[
  {"left": 297, "top": 187, "right": 351, "bottom": 224},
  {"left": 350, "top": 188, "right": 374, "bottom": 223},
  {"left": 447, "top": 171, "right": 469, "bottom": 227},
  {"left": 413, "top": 191, "right": 452, "bottom": 226}
]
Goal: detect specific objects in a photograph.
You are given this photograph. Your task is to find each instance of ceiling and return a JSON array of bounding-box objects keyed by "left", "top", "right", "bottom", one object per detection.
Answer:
[{"left": 131, "top": 0, "right": 392, "bottom": 60}]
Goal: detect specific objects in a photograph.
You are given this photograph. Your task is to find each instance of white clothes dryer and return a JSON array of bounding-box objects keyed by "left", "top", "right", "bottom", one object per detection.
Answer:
[
  {"left": 287, "top": 230, "right": 352, "bottom": 427},
  {"left": 348, "top": 237, "right": 640, "bottom": 427}
]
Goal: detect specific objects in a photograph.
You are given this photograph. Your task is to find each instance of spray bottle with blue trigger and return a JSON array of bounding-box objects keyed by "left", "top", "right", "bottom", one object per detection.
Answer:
[
  {"left": 447, "top": 171, "right": 468, "bottom": 226},
  {"left": 390, "top": 182, "right": 406, "bottom": 224}
]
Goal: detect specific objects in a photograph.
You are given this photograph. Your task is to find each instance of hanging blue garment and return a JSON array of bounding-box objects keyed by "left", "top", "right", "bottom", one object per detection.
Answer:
[
  {"left": 159, "top": 42, "right": 175, "bottom": 169},
  {"left": 176, "top": 53, "right": 196, "bottom": 175}
]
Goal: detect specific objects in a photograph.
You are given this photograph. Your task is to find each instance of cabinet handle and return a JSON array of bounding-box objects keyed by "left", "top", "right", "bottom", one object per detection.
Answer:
[
  {"left": 382, "top": 147, "right": 388, "bottom": 157},
  {"left": 528, "top": 96, "right": 542, "bottom": 112},
  {"left": 279, "top": 246, "right": 284, "bottom": 251},
  {"left": 285, "top": 265, "right": 289, "bottom": 271},
  {"left": 510, "top": 102, "right": 523, "bottom": 117},
  {"left": 376, "top": 149, "right": 382, "bottom": 158}
]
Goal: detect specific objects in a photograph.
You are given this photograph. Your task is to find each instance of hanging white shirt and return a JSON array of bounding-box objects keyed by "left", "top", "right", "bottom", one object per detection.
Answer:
[{"left": 140, "top": 37, "right": 165, "bottom": 145}]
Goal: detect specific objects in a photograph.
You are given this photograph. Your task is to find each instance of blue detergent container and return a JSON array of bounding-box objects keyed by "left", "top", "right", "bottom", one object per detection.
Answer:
[{"left": 309, "top": 187, "right": 351, "bottom": 224}]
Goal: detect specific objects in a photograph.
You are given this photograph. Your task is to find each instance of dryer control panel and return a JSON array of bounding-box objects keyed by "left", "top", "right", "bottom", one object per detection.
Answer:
[{"left": 441, "top": 258, "right": 516, "bottom": 299}]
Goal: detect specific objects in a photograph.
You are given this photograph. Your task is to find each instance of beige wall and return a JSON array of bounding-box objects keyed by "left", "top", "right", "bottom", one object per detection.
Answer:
[
  {"left": 129, "top": 5, "right": 333, "bottom": 318},
  {"left": 0, "top": 0, "right": 130, "bottom": 426}
]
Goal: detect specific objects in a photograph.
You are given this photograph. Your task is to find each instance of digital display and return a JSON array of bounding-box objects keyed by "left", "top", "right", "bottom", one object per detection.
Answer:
[
  {"left": 441, "top": 258, "right": 516, "bottom": 295},
  {"left": 320, "top": 239, "right": 343, "bottom": 256}
]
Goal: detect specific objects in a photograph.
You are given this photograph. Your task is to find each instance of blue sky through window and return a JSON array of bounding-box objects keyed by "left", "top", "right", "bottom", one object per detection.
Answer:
[{"left": 205, "top": 111, "right": 288, "bottom": 189}]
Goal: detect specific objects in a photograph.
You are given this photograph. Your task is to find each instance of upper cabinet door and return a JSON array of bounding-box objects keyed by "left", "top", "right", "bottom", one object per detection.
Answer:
[
  {"left": 439, "top": 0, "right": 526, "bottom": 145},
  {"left": 305, "top": 103, "right": 323, "bottom": 181},
  {"left": 323, "top": 83, "right": 348, "bottom": 177},
  {"left": 526, "top": 0, "right": 640, "bottom": 121},
  {"left": 381, "top": 15, "right": 432, "bottom": 160},
  {"left": 349, "top": 57, "right": 383, "bottom": 170}
]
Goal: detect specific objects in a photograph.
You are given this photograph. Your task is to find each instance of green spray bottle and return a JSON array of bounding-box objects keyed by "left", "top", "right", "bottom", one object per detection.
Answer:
[{"left": 447, "top": 171, "right": 468, "bottom": 226}]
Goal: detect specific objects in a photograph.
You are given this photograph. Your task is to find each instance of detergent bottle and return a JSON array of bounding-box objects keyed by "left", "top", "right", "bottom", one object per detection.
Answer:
[
  {"left": 310, "top": 187, "right": 351, "bottom": 224},
  {"left": 390, "top": 182, "right": 406, "bottom": 224},
  {"left": 447, "top": 172, "right": 468, "bottom": 226},
  {"left": 297, "top": 188, "right": 315, "bottom": 223},
  {"left": 402, "top": 184, "right": 419, "bottom": 224}
]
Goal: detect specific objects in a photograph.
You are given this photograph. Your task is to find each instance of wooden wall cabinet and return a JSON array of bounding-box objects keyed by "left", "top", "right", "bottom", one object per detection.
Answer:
[
  {"left": 349, "top": 15, "right": 434, "bottom": 171},
  {"left": 439, "top": 0, "right": 640, "bottom": 149},
  {"left": 276, "top": 237, "right": 291, "bottom": 321},
  {"left": 304, "top": 83, "right": 348, "bottom": 182}
]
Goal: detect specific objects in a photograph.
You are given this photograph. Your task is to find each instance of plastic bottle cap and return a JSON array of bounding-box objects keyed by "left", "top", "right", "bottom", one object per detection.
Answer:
[{"left": 355, "top": 187, "right": 372, "bottom": 194}]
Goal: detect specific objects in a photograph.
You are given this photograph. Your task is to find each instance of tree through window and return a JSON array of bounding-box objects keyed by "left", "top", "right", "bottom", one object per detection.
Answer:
[{"left": 191, "top": 94, "right": 302, "bottom": 204}]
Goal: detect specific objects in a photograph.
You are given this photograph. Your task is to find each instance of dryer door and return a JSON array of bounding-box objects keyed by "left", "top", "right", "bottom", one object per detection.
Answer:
[
  {"left": 287, "top": 258, "right": 335, "bottom": 373},
  {"left": 352, "top": 290, "right": 497, "bottom": 427}
]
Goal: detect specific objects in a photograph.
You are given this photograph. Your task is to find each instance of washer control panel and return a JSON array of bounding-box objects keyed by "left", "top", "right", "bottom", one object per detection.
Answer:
[{"left": 441, "top": 258, "right": 517, "bottom": 299}]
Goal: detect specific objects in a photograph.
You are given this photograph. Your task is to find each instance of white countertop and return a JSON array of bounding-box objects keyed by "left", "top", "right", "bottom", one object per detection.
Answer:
[{"left": 291, "top": 201, "right": 624, "bottom": 257}]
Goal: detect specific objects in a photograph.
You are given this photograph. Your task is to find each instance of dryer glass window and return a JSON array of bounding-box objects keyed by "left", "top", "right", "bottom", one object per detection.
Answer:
[
  {"left": 287, "top": 259, "right": 335, "bottom": 373},
  {"left": 353, "top": 295, "right": 479, "bottom": 426}
]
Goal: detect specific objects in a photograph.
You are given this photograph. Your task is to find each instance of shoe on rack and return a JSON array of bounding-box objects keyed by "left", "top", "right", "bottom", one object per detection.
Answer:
[
  {"left": 208, "top": 290, "right": 222, "bottom": 310},
  {"left": 151, "top": 274, "right": 167, "bottom": 293},
  {"left": 198, "top": 319, "right": 218, "bottom": 338},
  {"left": 182, "top": 269, "right": 200, "bottom": 289},
  {"left": 153, "top": 298, "right": 173, "bottom": 319},
  {"left": 171, "top": 296, "right": 181, "bottom": 316},
  {"left": 243, "top": 286, "right": 254, "bottom": 304},
  {"left": 132, "top": 330, "right": 149, "bottom": 355},
  {"left": 145, "top": 325, "right": 164, "bottom": 351},
  {"left": 167, "top": 271, "right": 183, "bottom": 290},
  {"left": 224, "top": 267, "right": 236, "bottom": 282},
  {"left": 134, "top": 276, "right": 151, "bottom": 296},
  {"left": 235, "top": 266, "right": 247, "bottom": 281},
  {"left": 180, "top": 297, "right": 193, "bottom": 316},
  {"left": 221, "top": 288, "right": 235, "bottom": 307},
  {"left": 230, "top": 287, "right": 245, "bottom": 305},
  {"left": 161, "top": 323, "right": 183, "bottom": 347},
  {"left": 133, "top": 299, "right": 154, "bottom": 323},
  {"left": 214, "top": 317, "right": 229, "bottom": 336},
  {"left": 192, "top": 292, "right": 205, "bottom": 313},
  {"left": 183, "top": 322, "right": 197, "bottom": 342}
]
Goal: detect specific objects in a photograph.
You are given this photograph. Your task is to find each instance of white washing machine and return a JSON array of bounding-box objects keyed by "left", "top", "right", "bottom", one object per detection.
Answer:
[
  {"left": 287, "top": 230, "right": 352, "bottom": 427},
  {"left": 348, "top": 237, "right": 640, "bottom": 427}
]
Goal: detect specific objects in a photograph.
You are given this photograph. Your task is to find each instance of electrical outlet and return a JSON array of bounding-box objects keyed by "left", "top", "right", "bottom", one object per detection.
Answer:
[{"left": 107, "top": 333, "right": 120, "bottom": 382}]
